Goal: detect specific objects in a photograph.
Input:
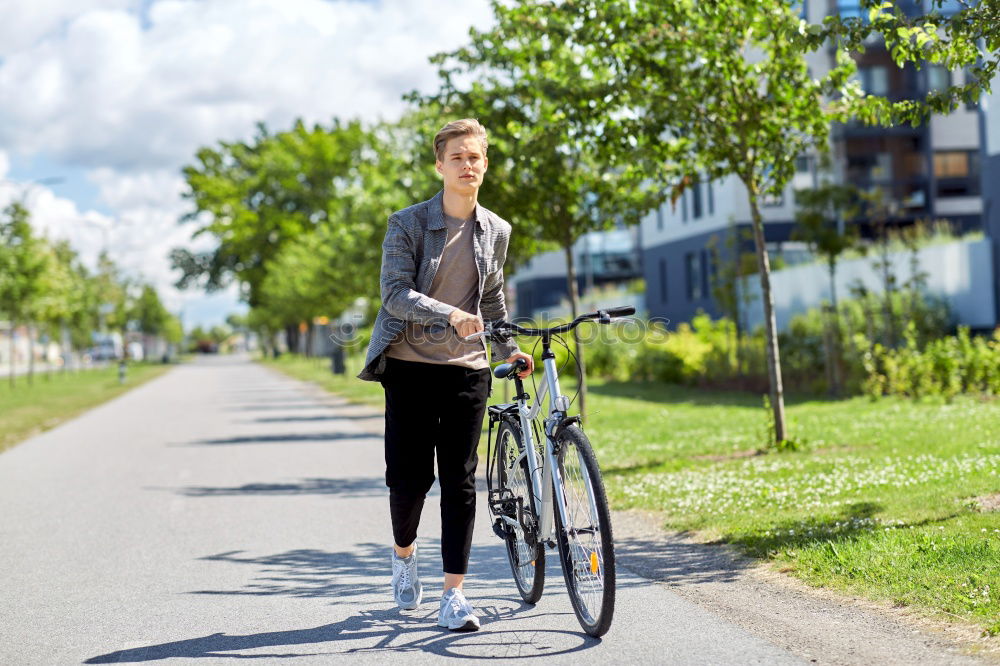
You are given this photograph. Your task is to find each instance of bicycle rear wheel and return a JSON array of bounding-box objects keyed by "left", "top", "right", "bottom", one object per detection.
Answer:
[
  {"left": 552, "top": 425, "right": 615, "bottom": 637},
  {"left": 496, "top": 419, "right": 545, "bottom": 603}
]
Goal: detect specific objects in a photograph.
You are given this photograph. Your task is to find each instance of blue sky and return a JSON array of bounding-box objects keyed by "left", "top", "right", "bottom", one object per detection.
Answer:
[{"left": 0, "top": 0, "right": 491, "bottom": 329}]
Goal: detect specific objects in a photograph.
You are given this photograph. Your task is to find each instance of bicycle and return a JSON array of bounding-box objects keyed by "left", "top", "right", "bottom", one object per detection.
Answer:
[{"left": 463, "top": 305, "right": 634, "bottom": 637}]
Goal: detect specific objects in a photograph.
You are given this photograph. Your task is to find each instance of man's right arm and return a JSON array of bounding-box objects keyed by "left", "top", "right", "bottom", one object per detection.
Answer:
[{"left": 380, "top": 214, "right": 457, "bottom": 326}]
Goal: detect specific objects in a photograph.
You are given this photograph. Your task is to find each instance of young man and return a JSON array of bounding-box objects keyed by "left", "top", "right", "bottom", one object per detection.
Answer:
[{"left": 358, "top": 118, "right": 533, "bottom": 631}]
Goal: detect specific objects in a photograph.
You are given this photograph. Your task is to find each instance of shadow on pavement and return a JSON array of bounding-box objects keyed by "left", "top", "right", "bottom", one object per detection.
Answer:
[
  {"left": 615, "top": 535, "right": 749, "bottom": 586},
  {"left": 84, "top": 541, "right": 609, "bottom": 662},
  {"left": 224, "top": 404, "right": 344, "bottom": 412},
  {"left": 248, "top": 414, "right": 380, "bottom": 424},
  {"left": 178, "top": 477, "right": 388, "bottom": 498},
  {"left": 185, "top": 432, "right": 382, "bottom": 446},
  {"left": 84, "top": 610, "right": 597, "bottom": 662}
]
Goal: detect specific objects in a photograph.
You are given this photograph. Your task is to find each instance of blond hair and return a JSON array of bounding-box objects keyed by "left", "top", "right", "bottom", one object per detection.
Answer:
[{"left": 433, "top": 118, "right": 488, "bottom": 161}]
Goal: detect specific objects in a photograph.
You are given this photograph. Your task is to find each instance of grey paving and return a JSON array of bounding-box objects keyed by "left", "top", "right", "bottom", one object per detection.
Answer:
[{"left": 0, "top": 355, "right": 806, "bottom": 664}]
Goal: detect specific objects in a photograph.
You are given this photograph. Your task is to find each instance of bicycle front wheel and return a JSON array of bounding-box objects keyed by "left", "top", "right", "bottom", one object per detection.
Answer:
[
  {"left": 497, "top": 418, "right": 545, "bottom": 603},
  {"left": 552, "top": 424, "right": 615, "bottom": 637}
]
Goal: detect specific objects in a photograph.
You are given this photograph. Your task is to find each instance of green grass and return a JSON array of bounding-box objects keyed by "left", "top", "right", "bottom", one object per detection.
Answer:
[
  {"left": 262, "top": 352, "right": 1000, "bottom": 634},
  {"left": 585, "top": 383, "right": 1000, "bottom": 634},
  {"left": 0, "top": 362, "right": 173, "bottom": 454}
]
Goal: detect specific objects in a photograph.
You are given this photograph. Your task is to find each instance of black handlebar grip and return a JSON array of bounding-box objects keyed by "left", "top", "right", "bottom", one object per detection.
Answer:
[
  {"left": 493, "top": 358, "right": 528, "bottom": 379},
  {"left": 606, "top": 305, "right": 635, "bottom": 317}
]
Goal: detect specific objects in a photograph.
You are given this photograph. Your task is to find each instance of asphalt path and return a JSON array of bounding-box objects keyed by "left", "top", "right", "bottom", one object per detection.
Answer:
[{"left": 0, "top": 355, "right": 982, "bottom": 664}]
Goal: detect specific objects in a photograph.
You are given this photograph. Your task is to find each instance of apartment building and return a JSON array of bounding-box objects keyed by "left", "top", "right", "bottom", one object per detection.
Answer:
[
  {"left": 511, "top": 1, "right": 993, "bottom": 327},
  {"left": 642, "top": 0, "right": 988, "bottom": 328},
  {"left": 509, "top": 227, "right": 641, "bottom": 319},
  {"left": 983, "top": 74, "right": 1000, "bottom": 320}
]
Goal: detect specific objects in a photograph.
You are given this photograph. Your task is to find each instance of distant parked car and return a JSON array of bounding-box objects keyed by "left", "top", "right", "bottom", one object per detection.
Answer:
[{"left": 87, "top": 341, "right": 120, "bottom": 361}]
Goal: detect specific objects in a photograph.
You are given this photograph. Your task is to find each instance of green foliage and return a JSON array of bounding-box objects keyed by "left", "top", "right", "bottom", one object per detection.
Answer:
[
  {"left": 822, "top": 0, "right": 1000, "bottom": 125},
  {"left": 0, "top": 203, "right": 179, "bottom": 375},
  {"left": 862, "top": 326, "right": 1000, "bottom": 400},
  {"left": 792, "top": 182, "right": 861, "bottom": 304},
  {"left": 422, "top": 3, "right": 663, "bottom": 270},
  {"left": 0, "top": 202, "right": 49, "bottom": 326},
  {"left": 177, "top": 113, "right": 442, "bottom": 339},
  {"left": 130, "top": 284, "right": 171, "bottom": 336}
]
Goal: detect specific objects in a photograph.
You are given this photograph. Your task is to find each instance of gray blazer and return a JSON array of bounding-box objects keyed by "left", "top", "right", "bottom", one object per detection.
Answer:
[{"left": 357, "top": 190, "right": 520, "bottom": 382}]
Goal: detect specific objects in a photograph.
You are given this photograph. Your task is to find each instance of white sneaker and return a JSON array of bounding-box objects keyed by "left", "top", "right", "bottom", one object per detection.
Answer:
[
  {"left": 438, "top": 588, "right": 480, "bottom": 631},
  {"left": 391, "top": 546, "right": 422, "bottom": 610}
]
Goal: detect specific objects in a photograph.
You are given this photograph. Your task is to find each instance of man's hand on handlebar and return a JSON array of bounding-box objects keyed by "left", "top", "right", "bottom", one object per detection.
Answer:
[
  {"left": 449, "top": 308, "right": 483, "bottom": 339},
  {"left": 505, "top": 351, "right": 534, "bottom": 379}
]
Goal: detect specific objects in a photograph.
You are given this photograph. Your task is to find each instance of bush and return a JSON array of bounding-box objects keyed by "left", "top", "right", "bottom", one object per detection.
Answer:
[{"left": 862, "top": 326, "right": 1000, "bottom": 400}]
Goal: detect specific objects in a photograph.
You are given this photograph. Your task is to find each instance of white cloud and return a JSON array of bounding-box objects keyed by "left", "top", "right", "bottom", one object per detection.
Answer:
[
  {"left": 0, "top": 0, "right": 493, "bottom": 169},
  {"left": 0, "top": 0, "right": 136, "bottom": 58},
  {"left": 0, "top": 0, "right": 494, "bottom": 327}
]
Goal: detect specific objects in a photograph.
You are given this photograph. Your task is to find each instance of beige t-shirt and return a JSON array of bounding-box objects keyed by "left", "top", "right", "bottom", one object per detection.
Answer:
[{"left": 385, "top": 213, "right": 489, "bottom": 369}]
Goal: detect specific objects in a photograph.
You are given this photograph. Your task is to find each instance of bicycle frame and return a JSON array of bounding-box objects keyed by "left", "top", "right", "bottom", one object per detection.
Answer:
[{"left": 504, "top": 351, "right": 573, "bottom": 548}]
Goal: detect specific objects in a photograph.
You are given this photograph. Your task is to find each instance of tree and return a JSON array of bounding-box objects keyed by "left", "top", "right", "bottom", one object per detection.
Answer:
[
  {"left": 553, "top": 0, "right": 855, "bottom": 442},
  {"left": 173, "top": 120, "right": 366, "bottom": 305},
  {"left": 46, "top": 240, "right": 100, "bottom": 367},
  {"left": 0, "top": 202, "right": 50, "bottom": 387},
  {"left": 175, "top": 115, "right": 440, "bottom": 349},
  {"left": 131, "top": 284, "right": 171, "bottom": 338},
  {"left": 793, "top": 183, "right": 861, "bottom": 313},
  {"left": 93, "top": 252, "right": 131, "bottom": 338},
  {"left": 422, "top": 2, "right": 665, "bottom": 419}
]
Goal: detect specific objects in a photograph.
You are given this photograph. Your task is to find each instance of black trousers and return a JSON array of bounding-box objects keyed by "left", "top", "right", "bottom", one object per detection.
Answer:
[{"left": 381, "top": 356, "right": 491, "bottom": 574}]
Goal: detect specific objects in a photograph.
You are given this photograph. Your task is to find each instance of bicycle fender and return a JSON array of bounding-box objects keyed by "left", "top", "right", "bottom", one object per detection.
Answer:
[{"left": 553, "top": 415, "right": 582, "bottom": 441}]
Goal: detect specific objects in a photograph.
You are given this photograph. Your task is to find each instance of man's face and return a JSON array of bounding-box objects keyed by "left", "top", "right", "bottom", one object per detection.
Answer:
[{"left": 436, "top": 135, "right": 488, "bottom": 193}]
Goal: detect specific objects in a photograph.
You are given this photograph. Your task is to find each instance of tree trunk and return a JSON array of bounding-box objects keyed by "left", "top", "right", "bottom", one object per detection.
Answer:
[
  {"left": 879, "top": 239, "right": 896, "bottom": 348},
  {"left": 27, "top": 323, "right": 35, "bottom": 386},
  {"left": 9, "top": 320, "right": 15, "bottom": 388},
  {"left": 828, "top": 259, "right": 838, "bottom": 312},
  {"left": 564, "top": 243, "right": 586, "bottom": 423},
  {"left": 745, "top": 184, "right": 787, "bottom": 444},
  {"left": 827, "top": 259, "right": 843, "bottom": 396}
]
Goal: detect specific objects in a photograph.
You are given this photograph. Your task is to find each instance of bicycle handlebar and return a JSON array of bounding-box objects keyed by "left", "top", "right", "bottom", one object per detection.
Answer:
[{"left": 460, "top": 304, "right": 636, "bottom": 342}]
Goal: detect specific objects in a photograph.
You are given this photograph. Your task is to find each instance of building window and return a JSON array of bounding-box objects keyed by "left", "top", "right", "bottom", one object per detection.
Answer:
[
  {"left": 934, "top": 150, "right": 981, "bottom": 197},
  {"left": 656, "top": 206, "right": 664, "bottom": 231},
  {"left": 685, "top": 252, "right": 703, "bottom": 300},
  {"left": 681, "top": 191, "right": 688, "bottom": 223},
  {"left": 762, "top": 191, "right": 784, "bottom": 207},
  {"left": 857, "top": 65, "right": 890, "bottom": 96},
  {"left": 928, "top": 65, "right": 951, "bottom": 93},
  {"left": 658, "top": 258, "right": 668, "bottom": 303},
  {"left": 837, "top": 1, "right": 862, "bottom": 19},
  {"left": 692, "top": 181, "right": 703, "bottom": 219},
  {"left": 707, "top": 180, "right": 714, "bottom": 216}
]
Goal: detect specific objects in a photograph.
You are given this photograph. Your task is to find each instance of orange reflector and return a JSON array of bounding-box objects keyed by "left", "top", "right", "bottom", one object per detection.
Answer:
[
  {"left": 531, "top": 560, "right": 536, "bottom": 567},
  {"left": 590, "top": 552, "right": 599, "bottom": 574}
]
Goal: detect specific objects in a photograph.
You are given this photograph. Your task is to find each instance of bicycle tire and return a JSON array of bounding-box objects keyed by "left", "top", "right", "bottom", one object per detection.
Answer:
[
  {"left": 496, "top": 418, "right": 545, "bottom": 604},
  {"left": 552, "top": 424, "right": 615, "bottom": 637}
]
